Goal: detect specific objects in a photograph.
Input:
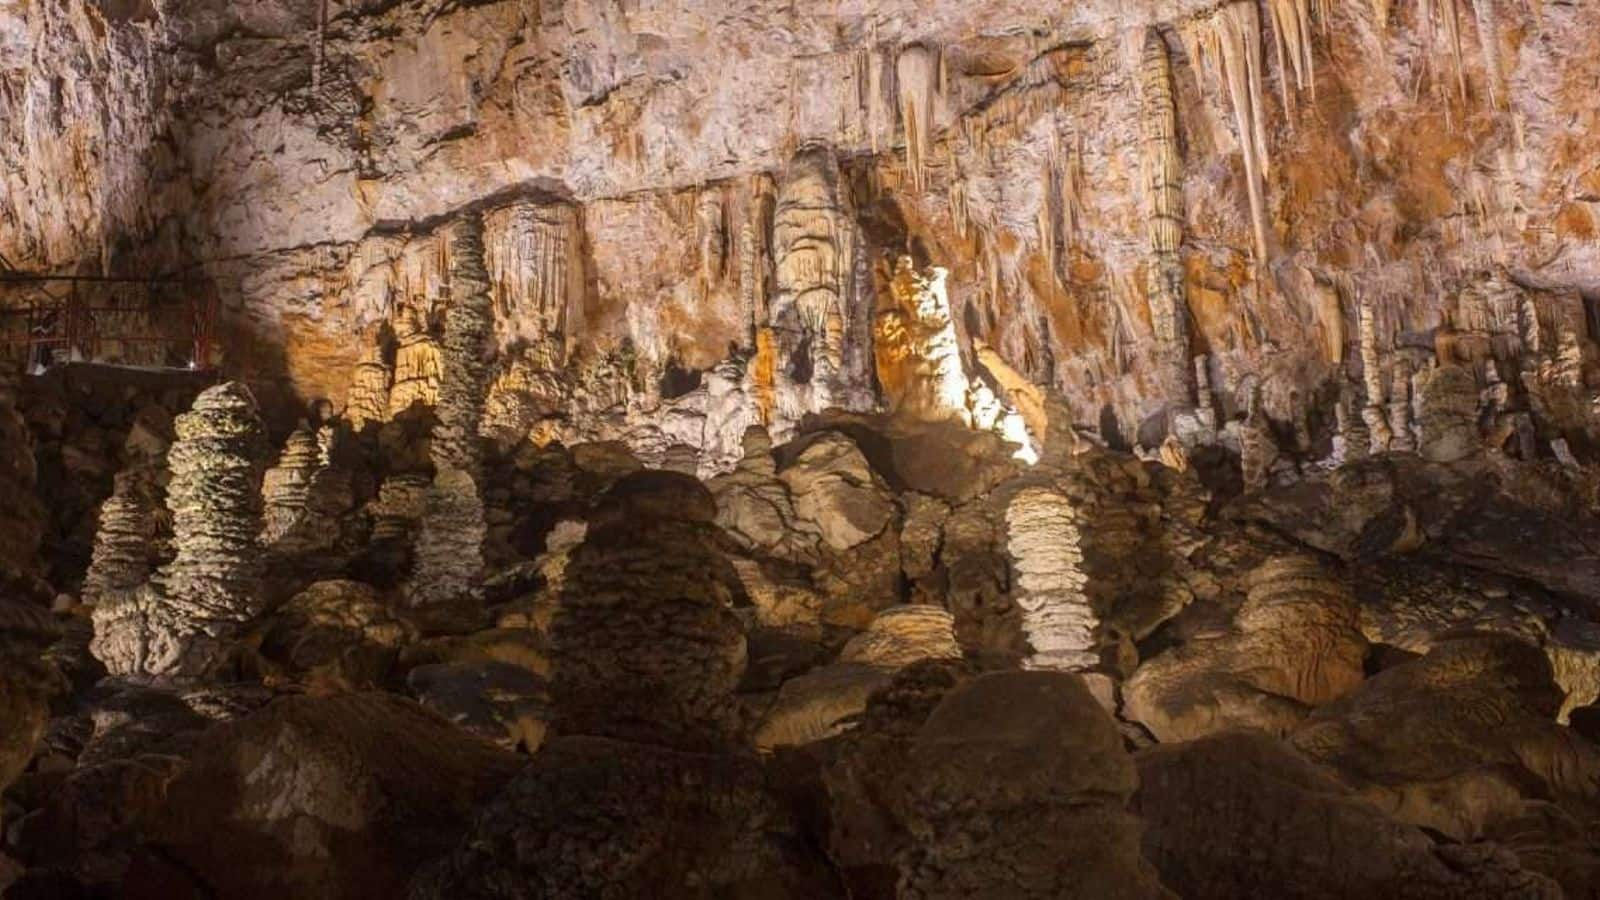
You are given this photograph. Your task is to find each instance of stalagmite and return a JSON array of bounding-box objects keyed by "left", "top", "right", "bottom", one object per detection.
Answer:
[
  {"left": 896, "top": 44, "right": 939, "bottom": 193},
  {"left": 260, "top": 425, "right": 321, "bottom": 547},
  {"left": 92, "top": 383, "right": 269, "bottom": 679},
  {"left": 345, "top": 344, "right": 392, "bottom": 430},
  {"left": 1004, "top": 487, "right": 1099, "bottom": 672},
  {"left": 873, "top": 256, "right": 971, "bottom": 425},
  {"left": 1141, "top": 29, "right": 1191, "bottom": 403},
  {"left": 409, "top": 214, "right": 494, "bottom": 615},
  {"left": 432, "top": 214, "right": 495, "bottom": 475},
  {"left": 1238, "top": 378, "right": 1281, "bottom": 490},
  {"left": 1358, "top": 298, "right": 1394, "bottom": 451},
  {"left": 1190, "top": 1, "right": 1272, "bottom": 262},
  {"left": 83, "top": 474, "right": 157, "bottom": 605}
]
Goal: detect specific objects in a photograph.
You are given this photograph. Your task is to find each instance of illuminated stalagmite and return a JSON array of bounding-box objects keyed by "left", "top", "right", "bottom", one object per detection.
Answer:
[
  {"left": 344, "top": 345, "right": 392, "bottom": 430},
  {"left": 874, "top": 257, "right": 971, "bottom": 425},
  {"left": 91, "top": 383, "right": 269, "bottom": 678},
  {"left": 1004, "top": 487, "right": 1099, "bottom": 672}
]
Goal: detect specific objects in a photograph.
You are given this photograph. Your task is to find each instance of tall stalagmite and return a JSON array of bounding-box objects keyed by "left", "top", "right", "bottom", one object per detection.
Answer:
[
  {"left": 408, "top": 214, "right": 494, "bottom": 615},
  {"left": 1141, "top": 28, "right": 1191, "bottom": 405},
  {"left": 92, "top": 382, "right": 269, "bottom": 678}
]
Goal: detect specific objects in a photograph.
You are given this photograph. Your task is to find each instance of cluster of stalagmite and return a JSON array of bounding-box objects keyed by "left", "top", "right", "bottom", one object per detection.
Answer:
[
  {"left": 91, "top": 382, "right": 269, "bottom": 679},
  {"left": 1003, "top": 486, "right": 1099, "bottom": 672},
  {"left": 1140, "top": 29, "right": 1191, "bottom": 406},
  {"left": 408, "top": 214, "right": 493, "bottom": 614}
]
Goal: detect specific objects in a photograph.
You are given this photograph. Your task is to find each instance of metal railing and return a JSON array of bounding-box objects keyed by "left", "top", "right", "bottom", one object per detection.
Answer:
[{"left": 0, "top": 273, "right": 217, "bottom": 372}]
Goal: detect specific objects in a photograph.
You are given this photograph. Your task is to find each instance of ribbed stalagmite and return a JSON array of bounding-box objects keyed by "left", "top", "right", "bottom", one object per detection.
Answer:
[
  {"left": 408, "top": 213, "right": 494, "bottom": 614},
  {"left": 92, "top": 382, "right": 269, "bottom": 679},
  {"left": 83, "top": 473, "right": 157, "bottom": 604},
  {"left": 1141, "top": 28, "right": 1191, "bottom": 404},
  {"left": 1004, "top": 486, "right": 1099, "bottom": 672},
  {"left": 260, "top": 425, "right": 321, "bottom": 547}
]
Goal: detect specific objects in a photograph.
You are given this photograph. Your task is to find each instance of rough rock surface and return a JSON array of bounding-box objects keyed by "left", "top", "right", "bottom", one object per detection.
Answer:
[
  {"left": 888, "top": 672, "right": 1173, "bottom": 899},
  {"left": 152, "top": 693, "right": 522, "bottom": 900},
  {"left": 411, "top": 736, "right": 837, "bottom": 900},
  {"left": 548, "top": 471, "right": 746, "bottom": 749},
  {"left": 90, "top": 383, "right": 270, "bottom": 679},
  {"left": 1124, "top": 554, "right": 1368, "bottom": 741},
  {"left": 1136, "top": 730, "right": 1563, "bottom": 899}
]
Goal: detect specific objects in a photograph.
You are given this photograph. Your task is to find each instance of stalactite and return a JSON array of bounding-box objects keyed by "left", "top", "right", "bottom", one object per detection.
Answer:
[
  {"left": 739, "top": 173, "right": 776, "bottom": 345},
  {"left": 1472, "top": 0, "right": 1503, "bottom": 108},
  {"left": 1267, "top": 0, "right": 1318, "bottom": 118},
  {"left": 1372, "top": 0, "right": 1392, "bottom": 29},
  {"left": 484, "top": 201, "right": 580, "bottom": 354},
  {"left": 696, "top": 186, "right": 728, "bottom": 287},
  {"left": 1189, "top": 1, "right": 1272, "bottom": 262},
  {"left": 389, "top": 308, "right": 442, "bottom": 417},
  {"left": 1142, "top": 29, "right": 1192, "bottom": 405},
  {"left": 896, "top": 44, "right": 938, "bottom": 194}
]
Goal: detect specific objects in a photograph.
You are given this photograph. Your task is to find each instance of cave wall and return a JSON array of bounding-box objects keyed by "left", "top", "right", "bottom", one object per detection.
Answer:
[{"left": 5, "top": 0, "right": 1600, "bottom": 442}]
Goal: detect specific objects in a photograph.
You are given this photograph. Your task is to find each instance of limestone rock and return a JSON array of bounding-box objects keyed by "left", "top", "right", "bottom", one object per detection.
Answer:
[
  {"left": 257, "top": 580, "right": 415, "bottom": 691},
  {"left": 754, "top": 662, "right": 895, "bottom": 751},
  {"left": 411, "top": 736, "right": 837, "bottom": 899},
  {"left": 152, "top": 693, "right": 523, "bottom": 900},
  {"left": 1136, "top": 730, "right": 1563, "bottom": 899},
  {"left": 1291, "top": 634, "right": 1600, "bottom": 843},
  {"left": 839, "top": 605, "right": 962, "bottom": 669},
  {"left": 0, "top": 599, "right": 62, "bottom": 829},
  {"left": 1415, "top": 363, "right": 1482, "bottom": 463},
  {"left": 1124, "top": 554, "right": 1367, "bottom": 741},
  {"left": 549, "top": 471, "right": 747, "bottom": 749},
  {"left": 889, "top": 672, "right": 1174, "bottom": 899},
  {"left": 779, "top": 432, "right": 895, "bottom": 552}
]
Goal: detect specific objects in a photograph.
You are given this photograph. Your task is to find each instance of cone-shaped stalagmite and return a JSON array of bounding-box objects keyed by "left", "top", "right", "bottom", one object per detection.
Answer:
[{"left": 91, "top": 382, "right": 269, "bottom": 679}]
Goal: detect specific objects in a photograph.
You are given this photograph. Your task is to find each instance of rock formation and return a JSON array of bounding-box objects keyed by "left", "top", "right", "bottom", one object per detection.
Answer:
[
  {"left": 1003, "top": 486, "right": 1099, "bottom": 672},
  {"left": 548, "top": 471, "right": 746, "bottom": 749},
  {"left": 407, "top": 214, "right": 494, "bottom": 616},
  {"left": 1141, "top": 29, "right": 1191, "bottom": 406},
  {"left": 91, "top": 382, "right": 269, "bottom": 679}
]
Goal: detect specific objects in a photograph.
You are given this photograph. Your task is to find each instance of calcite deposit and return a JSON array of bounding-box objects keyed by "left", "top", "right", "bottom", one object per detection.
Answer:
[{"left": 7, "top": 0, "right": 1600, "bottom": 895}]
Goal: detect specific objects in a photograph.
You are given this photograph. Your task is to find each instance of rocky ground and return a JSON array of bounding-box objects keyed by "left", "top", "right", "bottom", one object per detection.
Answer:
[{"left": 1, "top": 359, "right": 1599, "bottom": 898}]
